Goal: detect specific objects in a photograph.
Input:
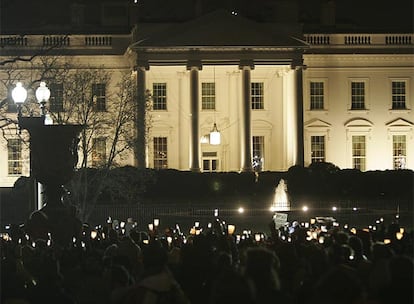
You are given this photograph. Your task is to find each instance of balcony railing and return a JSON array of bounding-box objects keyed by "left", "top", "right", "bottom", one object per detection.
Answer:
[
  {"left": 0, "top": 36, "right": 28, "bottom": 47},
  {"left": 85, "top": 36, "right": 112, "bottom": 46},
  {"left": 0, "top": 34, "right": 130, "bottom": 50},
  {"left": 43, "top": 36, "right": 70, "bottom": 47},
  {"left": 304, "top": 33, "right": 414, "bottom": 47}
]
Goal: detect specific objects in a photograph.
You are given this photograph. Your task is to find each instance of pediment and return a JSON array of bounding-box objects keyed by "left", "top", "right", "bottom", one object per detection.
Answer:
[
  {"left": 305, "top": 119, "right": 331, "bottom": 128},
  {"left": 132, "top": 10, "right": 307, "bottom": 49},
  {"left": 344, "top": 118, "right": 373, "bottom": 128},
  {"left": 386, "top": 118, "right": 414, "bottom": 128}
]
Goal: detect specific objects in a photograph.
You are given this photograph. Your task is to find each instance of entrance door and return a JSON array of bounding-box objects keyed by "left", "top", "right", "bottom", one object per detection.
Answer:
[{"left": 202, "top": 152, "right": 219, "bottom": 172}]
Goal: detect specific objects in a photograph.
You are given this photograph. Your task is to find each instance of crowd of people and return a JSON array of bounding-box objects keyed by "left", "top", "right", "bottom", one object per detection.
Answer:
[{"left": 1, "top": 214, "right": 413, "bottom": 304}]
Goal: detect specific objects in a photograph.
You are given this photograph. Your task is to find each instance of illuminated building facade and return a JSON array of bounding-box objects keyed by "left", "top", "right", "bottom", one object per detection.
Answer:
[{"left": 0, "top": 2, "right": 413, "bottom": 188}]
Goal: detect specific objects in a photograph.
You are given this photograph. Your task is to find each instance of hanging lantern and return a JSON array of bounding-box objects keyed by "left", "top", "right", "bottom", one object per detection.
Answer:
[{"left": 209, "top": 123, "right": 221, "bottom": 145}]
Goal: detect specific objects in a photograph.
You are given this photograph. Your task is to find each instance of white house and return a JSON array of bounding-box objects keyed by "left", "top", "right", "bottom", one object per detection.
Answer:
[{"left": 0, "top": 8, "right": 413, "bottom": 188}]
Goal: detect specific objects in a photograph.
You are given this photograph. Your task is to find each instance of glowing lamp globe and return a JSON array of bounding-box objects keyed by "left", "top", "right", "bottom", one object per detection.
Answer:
[
  {"left": 35, "top": 81, "right": 51, "bottom": 103},
  {"left": 12, "top": 82, "right": 27, "bottom": 104}
]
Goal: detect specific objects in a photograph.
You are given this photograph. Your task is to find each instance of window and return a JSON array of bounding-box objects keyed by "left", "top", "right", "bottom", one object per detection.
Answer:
[
  {"left": 351, "top": 81, "right": 365, "bottom": 110},
  {"left": 393, "top": 135, "right": 406, "bottom": 169},
  {"left": 154, "top": 137, "right": 168, "bottom": 169},
  {"left": 252, "top": 136, "right": 264, "bottom": 171},
  {"left": 152, "top": 83, "right": 167, "bottom": 110},
  {"left": 392, "top": 81, "right": 406, "bottom": 109},
  {"left": 49, "top": 83, "right": 64, "bottom": 112},
  {"left": 8, "top": 139, "right": 22, "bottom": 175},
  {"left": 310, "top": 81, "right": 324, "bottom": 110},
  {"left": 311, "top": 136, "right": 325, "bottom": 163},
  {"left": 201, "top": 82, "right": 215, "bottom": 110},
  {"left": 251, "top": 82, "right": 264, "bottom": 110},
  {"left": 352, "top": 135, "right": 366, "bottom": 171},
  {"left": 202, "top": 152, "right": 218, "bottom": 172},
  {"left": 92, "top": 83, "right": 106, "bottom": 111},
  {"left": 92, "top": 137, "right": 106, "bottom": 166}
]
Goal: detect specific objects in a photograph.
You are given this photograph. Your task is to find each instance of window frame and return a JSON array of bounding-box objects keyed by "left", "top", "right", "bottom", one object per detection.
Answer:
[
  {"left": 92, "top": 83, "right": 106, "bottom": 112},
  {"left": 309, "top": 80, "right": 325, "bottom": 110},
  {"left": 201, "top": 82, "right": 216, "bottom": 110},
  {"left": 153, "top": 136, "right": 168, "bottom": 169},
  {"left": 311, "top": 135, "right": 326, "bottom": 163},
  {"left": 92, "top": 137, "right": 106, "bottom": 167},
  {"left": 49, "top": 82, "right": 64, "bottom": 112},
  {"left": 7, "top": 138, "right": 22, "bottom": 175},
  {"left": 251, "top": 82, "right": 264, "bottom": 110},
  {"left": 152, "top": 83, "right": 167, "bottom": 111},
  {"left": 390, "top": 79, "right": 408, "bottom": 110},
  {"left": 392, "top": 134, "right": 407, "bottom": 169},
  {"left": 352, "top": 135, "right": 366, "bottom": 171},
  {"left": 252, "top": 135, "right": 265, "bottom": 171},
  {"left": 349, "top": 79, "right": 369, "bottom": 111}
]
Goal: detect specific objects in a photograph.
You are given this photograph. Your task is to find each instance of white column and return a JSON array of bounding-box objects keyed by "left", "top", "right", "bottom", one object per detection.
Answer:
[
  {"left": 188, "top": 63, "right": 201, "bottom": 172},
  {"left": 136, "top": 64, "right": 148, "bottom": 169},
  {"left": 239, "top": 62, "right": 253, "bottom": 172}
]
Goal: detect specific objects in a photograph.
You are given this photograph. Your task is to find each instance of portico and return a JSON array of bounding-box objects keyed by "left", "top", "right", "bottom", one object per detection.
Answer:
[{"left": 129, "top": 10, "right": 307, "bottom": 172}]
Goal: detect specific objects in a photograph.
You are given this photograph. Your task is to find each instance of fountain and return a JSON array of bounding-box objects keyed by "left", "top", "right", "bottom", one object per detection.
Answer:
[{"left": 270, "top": 178, "right": 290, "bottom": 212}]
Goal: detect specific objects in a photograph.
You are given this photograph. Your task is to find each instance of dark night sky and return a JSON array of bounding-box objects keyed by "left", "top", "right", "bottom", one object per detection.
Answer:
[{"left": 0, "top": 0, "right": 413, "bottom": 34}]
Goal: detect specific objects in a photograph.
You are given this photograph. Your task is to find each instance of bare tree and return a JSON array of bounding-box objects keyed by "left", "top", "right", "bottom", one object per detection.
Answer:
[
  {"left": 1, "top": 56, "right": 141, "bottom": 222},
  {"left": 62, "top": 70, "right": 140, "bottom": 221}
]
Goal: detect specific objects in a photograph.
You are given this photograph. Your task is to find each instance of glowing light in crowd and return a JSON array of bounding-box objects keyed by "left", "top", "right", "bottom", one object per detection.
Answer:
[{"left": 227, "top": 224, "right": 236, "bottom": 235}]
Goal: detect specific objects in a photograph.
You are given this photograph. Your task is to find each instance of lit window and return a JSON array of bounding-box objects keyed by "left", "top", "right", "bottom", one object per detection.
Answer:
[
  {"left": 351, "top": 82, "right": 365, "bottom": 110},
  {"left": 154, "top": 137, "right": 168, "bottom": 169},
  {"left": 252, "top": 136, "right": 264, "bottom": 171},
  {"left": 352, "top": 135, "right": 366, "bottom": 171},
  {"left": 92, "top": 83, "right": 106, "bottom": 111},
  {"left": 393, "top": 135, "right": 406, "bottom": 169},
  {"left": 201, "top": 82, "right": 215, "bottom": 110},
  {"left": 310, "top": 82, "right": 324, "bottom": 110},
  {"left": 251, "top": 82, "right": 264, "bottom": 110},
  {"left": 311, "top": 136, "right": 325, "bottom": 163},
  {"left": 152, "top": 83, "right": 167, "bottom": 110},
  {"left": 8, "top": 139, "right": 22, "bottom": 175},
  {"left": 49, "top": 83, "right": 64, "bottom": 112},
  {"left": 392, "top": 81, "right": 406, "bottom": 109},
  {"left": 92, "top": 137, "right": 106, "bottom": 166}
]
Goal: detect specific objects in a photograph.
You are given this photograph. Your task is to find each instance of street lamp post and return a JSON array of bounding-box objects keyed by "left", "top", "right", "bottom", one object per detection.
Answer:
[
  {"left": 35, "top": 81, "right": 51, "bottom": 117},
  {"left": 12, "top": 82, "right": 48, "bottom": 211},
  {"left": 12, "top": 81, "right": 83, "bottom": 246}
]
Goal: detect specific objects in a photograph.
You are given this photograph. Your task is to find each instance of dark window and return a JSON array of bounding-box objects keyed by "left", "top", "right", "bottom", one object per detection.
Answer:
[
  {"left": 49, "top": 83, "right": 64, "bottom": 112},
  {"left": 351, "top": 82, "right": 365, "bottom": 110},
  {"left": 92, "top": 83, "right": 106, "bottom": 111}
]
